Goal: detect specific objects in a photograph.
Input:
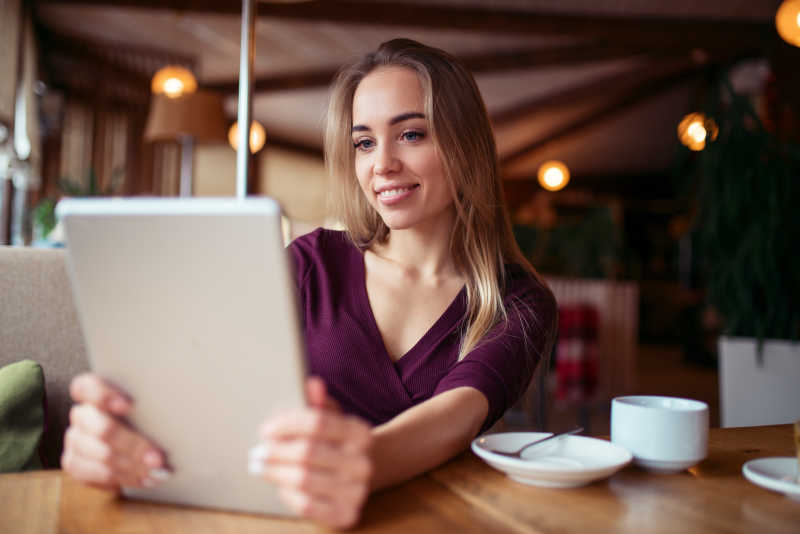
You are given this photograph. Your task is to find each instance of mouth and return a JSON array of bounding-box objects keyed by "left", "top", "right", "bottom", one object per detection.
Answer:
[{"left": 375, "top": 184, "right": 420, "bottom": 200}]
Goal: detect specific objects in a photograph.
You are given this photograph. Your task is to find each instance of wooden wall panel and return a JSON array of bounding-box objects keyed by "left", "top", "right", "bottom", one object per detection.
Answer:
[{"left": 0, "top": 0, "right": 21, "bottom": 125}]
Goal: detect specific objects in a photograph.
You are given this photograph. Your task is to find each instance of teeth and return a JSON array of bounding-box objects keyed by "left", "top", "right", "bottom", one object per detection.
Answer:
[{"left": 378, "top": 187, "right": 414, "bottom": 198}]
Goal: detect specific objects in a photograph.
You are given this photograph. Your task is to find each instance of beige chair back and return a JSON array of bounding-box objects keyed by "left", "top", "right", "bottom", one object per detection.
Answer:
[{"left": 0, "top": 247, "right": 88, "bottom": 467}]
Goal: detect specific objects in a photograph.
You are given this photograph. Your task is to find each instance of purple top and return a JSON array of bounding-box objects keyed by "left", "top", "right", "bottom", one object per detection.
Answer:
[{"left": 289, "top": 228, "right": 557, "bottom": 432}]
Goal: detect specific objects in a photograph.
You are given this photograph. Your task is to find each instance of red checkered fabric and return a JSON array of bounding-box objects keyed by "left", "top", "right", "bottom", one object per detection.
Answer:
[{"left": 555, "top": 304, "right": 599, "bottom": 402}]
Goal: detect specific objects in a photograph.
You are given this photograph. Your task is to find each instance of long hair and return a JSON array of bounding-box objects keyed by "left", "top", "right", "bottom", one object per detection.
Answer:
[{"left": 325, "top": 38, "right": 547, "bottom": 360}]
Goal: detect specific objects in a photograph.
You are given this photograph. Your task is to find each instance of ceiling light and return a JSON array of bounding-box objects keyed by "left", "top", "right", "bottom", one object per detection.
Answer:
[
  {"left": 151, "top": 66, "right": 198, "bottom": 99},
  {"left": 228, "top": 121, "right": 267, "bottom": 154},
  {"left": 776, "top": 0, "right": 800, "bottom": 47},
  {"left": 537, "top": 161, "right": 570, "bottom": 192},
  {"left": 678, "top": 113, "right": 718, "bottom": 151}
]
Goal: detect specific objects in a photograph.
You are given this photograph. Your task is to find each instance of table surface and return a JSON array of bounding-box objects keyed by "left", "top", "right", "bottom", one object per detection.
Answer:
[{"left": 2, "top": 425, "right": 798, "bottom": 533}]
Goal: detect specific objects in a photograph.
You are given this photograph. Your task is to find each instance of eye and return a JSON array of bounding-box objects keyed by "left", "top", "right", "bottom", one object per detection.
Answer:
[
  {"left": 353, "top": 138, "right": 375, "bottom": 151},
  {"left": 401, "top": 130, "right": 425, "bottom": 142}
]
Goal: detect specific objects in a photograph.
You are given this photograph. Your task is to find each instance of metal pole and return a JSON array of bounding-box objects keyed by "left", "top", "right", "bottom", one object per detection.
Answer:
[
  {"left": 10, "top": 169, "right": 29, "bottom": 246},
  {"left": 236, "top": 0, "right": 256, "bottom": 200},
  {"left": 179, "top": 135, "right": 194, "bottom": 197}
]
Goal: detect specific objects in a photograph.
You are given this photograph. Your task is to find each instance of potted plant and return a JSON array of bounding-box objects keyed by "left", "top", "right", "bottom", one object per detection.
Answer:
[
  {"left": 31, "top": 168, "right": 123, "bottom": 246},
  {"left": 690, "top": 69, "right": 800, "bottom": 427}
]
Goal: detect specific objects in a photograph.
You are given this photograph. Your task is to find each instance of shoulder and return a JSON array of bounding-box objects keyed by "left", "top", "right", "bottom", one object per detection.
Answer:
[
  {"left": 289, "top": 227, "right": 350, "bottom": 254},
  {"left": 289, "top": 228, "right": 356, "bottom": 263},
  {"left": 288, "top": 228, "right": 359, "bottom": 286},
  {"left": 504, "top": 264, "right": 557, "bottom": 326}
]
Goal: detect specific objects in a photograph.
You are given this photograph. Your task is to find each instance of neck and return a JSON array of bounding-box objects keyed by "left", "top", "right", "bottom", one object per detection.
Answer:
[{"left": 373, "top": 208, "right": 459, "bottom": 280}]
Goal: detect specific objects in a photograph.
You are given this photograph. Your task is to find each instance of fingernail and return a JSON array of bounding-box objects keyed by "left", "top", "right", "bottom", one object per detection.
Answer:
[
  {"left": 248, "top": 443, "right": 269, "bottom": 460},
  {"left": 143, "top": 451, "right": 162, "bottom": 468},
  {"left": 248, "top": 458, "right": 264, "bottom": 476},
  {"left": 142, "top": 469, "right": 171, "bottom": 488},
  {"left": 148, "top": 468, "right": 171, "bottom": 481}
]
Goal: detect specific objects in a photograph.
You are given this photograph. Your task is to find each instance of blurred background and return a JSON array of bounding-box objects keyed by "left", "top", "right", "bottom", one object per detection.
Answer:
[{"left": 2, "top": 0, "right": 798, "bottom": 433}]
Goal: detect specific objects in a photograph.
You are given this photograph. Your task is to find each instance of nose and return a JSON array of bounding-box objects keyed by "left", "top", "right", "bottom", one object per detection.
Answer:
[{"left": 373, "top": 143, "right": 400, "bottom": 175}]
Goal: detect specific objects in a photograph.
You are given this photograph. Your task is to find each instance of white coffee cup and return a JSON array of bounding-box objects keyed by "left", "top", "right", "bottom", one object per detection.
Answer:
[{"left": 611, "top": 395, "right": 709, "bottom": 473}]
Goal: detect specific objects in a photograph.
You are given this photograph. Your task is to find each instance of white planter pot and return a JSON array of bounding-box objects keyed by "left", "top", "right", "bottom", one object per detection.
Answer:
[{"left": 719, "top": 336, "right": 800, "bottom": 427}]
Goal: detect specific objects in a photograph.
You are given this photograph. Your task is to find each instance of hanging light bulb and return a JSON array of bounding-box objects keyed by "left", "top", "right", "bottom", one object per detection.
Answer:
[
  {"left": 537, "top": 161, "right": 570, "bottom": 192},
  {"left": 678, "top": 113, "right": 719, "bottom": 151},
  {"left": 228, "top": 120, "right": 267, "bottom": 153},
  {"left": 687, "top": 121, "right": 707, "bottom": 144},
  {"left": 151, "top": 66, "right": 198, "bottom": 99},
  {"left": 776, "top": 0, "right": 800, "bottom": 48}
]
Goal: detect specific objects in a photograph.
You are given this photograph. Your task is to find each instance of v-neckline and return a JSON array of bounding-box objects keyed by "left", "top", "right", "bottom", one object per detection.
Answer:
[{"left": 356, "top": 249, "right": 466, "bottom": 368}]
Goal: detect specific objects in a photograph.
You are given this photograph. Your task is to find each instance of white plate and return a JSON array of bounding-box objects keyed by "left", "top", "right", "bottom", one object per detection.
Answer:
[
  {"left": 471, "top": 432, "right": 632, "bottom": 488},
  {"left": 742, "top": 457, "right": 800, "bottom": 500}
]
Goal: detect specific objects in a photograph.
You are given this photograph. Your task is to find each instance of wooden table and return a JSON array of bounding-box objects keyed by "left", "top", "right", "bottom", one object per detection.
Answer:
[{"left": 2, "top": 425, "right": 798, "bottom": 533}]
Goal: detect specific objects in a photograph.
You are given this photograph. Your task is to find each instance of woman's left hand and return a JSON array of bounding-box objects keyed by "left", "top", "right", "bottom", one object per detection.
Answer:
[{"left": 251, "top": 377, "right": 373, "bottom": 529}]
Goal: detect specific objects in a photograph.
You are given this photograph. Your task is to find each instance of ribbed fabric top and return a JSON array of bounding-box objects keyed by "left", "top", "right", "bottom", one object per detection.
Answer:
[{"left": 289, "top": 228, "right": 557, "bottom": 432}]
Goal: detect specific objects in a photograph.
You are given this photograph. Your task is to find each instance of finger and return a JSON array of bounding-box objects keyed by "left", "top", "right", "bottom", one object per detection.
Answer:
[
  {"left": 64, "top": 427, "right": 153, "bottom": 488},
  {"left": 261, "top": 464, "right": 368, "bottom": 502},
  {"left": 70, "top": 374, "right": 132, "bottom": 415},
  {"left": 254, "top": 439, "right": 372, "bottom": 482},
  {"left": 61, "top": 446, "right": 118, "bottom": 491},
  {"left": 305, "top": 377, "right": 341, "bottom": 412},
  {"left": 278, "top": 487, "right": 361, "bottom": 530},
  {"left": 64, "top": 426, "right": 155, "bottom": 492},
  {"left": 260, "top": 410, "right": 371, "bottom": 449},
  {"left": 261, "top": 464, "right": 339, "bottom": 499},
  {"left": 65, "top": 444, "right": 149, "bottom": 489},
  {"left": 70, "top": 405, "right": 166, "bottom": 471}
]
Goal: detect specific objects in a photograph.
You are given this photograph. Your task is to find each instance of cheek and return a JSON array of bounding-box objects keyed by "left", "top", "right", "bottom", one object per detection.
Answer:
[{"left": 354, "top": 158, "right": 374, "bottom": 199}]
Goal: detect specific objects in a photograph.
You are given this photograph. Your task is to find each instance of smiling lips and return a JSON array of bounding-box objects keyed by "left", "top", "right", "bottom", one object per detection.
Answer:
[{"left": 376, "top": 183, "right": 420, "bottom": 205}]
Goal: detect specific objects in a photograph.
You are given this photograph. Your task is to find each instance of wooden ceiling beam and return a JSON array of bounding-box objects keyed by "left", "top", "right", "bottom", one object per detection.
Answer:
[
  {"left": 37, "top": 25, "right": 197, "bottom": 74},
  {"left": 490, "top": 53, "right": 694, "bottom": 126},
  {"left": 206, "top": 43, "right": 659, "bottom": 95},
  {"left": 36, "top": 0, "right": 770, "bottom": 48},
  {"left": 498, "top": 58, "right": 709, "bottom": 170},
  {"left": 37, "top": 1, "right": 772, "bottom": 49}
]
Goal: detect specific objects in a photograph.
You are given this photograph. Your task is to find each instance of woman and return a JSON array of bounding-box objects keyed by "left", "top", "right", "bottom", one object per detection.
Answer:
[{"left": 62, "top": 39, "right": 557, "bottom": 529}]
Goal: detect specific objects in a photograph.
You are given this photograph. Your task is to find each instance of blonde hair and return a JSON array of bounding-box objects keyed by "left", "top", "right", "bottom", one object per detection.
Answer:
[{"left": 325, "top": 38, "right": 546, "bottom": 360}]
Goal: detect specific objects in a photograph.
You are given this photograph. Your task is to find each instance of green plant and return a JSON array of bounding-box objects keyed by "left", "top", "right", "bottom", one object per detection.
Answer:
[
  {"left": 31, "top": 198, "right": 57, "bottom": 240},
  {"left": 690, "top": 77, "right": 800, "bottom": 342},
  {"left": 57, "top": 167, "right": 123, "bottom": 197},
  {"left": 514, "top": 206, "right": 623, "bottom": 279},
  {"left": 31, "top": 168, "right": 124, "bottom": 241}
]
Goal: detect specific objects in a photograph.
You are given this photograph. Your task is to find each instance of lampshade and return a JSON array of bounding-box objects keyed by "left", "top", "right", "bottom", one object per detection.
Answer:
[
  {"left": 144, "top": 91, "right": 228, "bottom": 143},
  {"left": 537, "top": 161, "right": 570, "bottom": 191},
  {"left": 151, "top": 66, "right": 198, "bottom": 99},
  {"left": 228, "top": 120, "right": 267, "bottom": 153},
  {"left": 776, "top": 0, "right": 800, "bottom": 48}
]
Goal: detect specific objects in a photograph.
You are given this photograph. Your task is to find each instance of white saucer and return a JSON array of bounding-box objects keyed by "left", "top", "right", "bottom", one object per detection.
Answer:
[
  {"left": 471, "top": 432, "right": 632, "bottom": 488},
  {"left": 742, "top": 457, "right": 800, "bottom": 500}
]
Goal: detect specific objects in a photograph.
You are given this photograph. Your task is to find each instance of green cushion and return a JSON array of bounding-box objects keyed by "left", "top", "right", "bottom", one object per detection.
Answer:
[{"left": 0, "top": 360, "right": 45, "bottom": 472}]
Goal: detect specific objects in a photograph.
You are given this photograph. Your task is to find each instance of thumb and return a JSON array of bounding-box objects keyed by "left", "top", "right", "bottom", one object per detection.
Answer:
[
  {"left": 70, "top": 373, "right": 132, "bottom": 415},
  {"left": 305, "top": 376, "right": 341, "bottom": 412}
]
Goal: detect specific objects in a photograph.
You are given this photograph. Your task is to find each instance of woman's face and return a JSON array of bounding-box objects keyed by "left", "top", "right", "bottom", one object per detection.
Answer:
[{"left": 351, "top": 66, "right": 453, "bottom": 232}]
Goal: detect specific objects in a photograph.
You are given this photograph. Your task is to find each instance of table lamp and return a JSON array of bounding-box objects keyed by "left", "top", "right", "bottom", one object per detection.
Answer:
[{"left": 143, "top": 90, "right": 228, "bottom": 196}]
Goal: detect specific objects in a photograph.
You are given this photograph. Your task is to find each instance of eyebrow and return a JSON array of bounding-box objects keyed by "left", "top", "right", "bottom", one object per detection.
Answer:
[{"left": 352, "top": 111, "right": 425, "bottom": 133}]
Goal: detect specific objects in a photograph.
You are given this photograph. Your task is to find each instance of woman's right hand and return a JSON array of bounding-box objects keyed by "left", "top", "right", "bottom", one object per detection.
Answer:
[{"left": 61, "top": 373, "right": 169, "bottom": 491}]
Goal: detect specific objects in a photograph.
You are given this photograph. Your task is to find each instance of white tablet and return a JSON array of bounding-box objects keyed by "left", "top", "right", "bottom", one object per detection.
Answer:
[{"left": 56, "top": 197, "right": 306, "bottom": 516}]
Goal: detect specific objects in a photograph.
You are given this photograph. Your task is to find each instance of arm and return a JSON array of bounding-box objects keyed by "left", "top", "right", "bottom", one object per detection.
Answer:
[{"left": 370, "top": 386, "right": 487, "bottom": 490}]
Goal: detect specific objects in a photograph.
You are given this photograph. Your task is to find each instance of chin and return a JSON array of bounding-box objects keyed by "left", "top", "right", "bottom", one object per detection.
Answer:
[{"left": 377, "top": 212, "right": 419, "bottom": 231}]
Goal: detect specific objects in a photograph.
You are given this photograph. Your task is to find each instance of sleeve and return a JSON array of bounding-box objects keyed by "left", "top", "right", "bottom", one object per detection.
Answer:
[
  {"left": 433, "top": 277, "right": 557, "bottom": 433},
  {"left": 287, "top": 227, "right": 325, "bottom": 295}
]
